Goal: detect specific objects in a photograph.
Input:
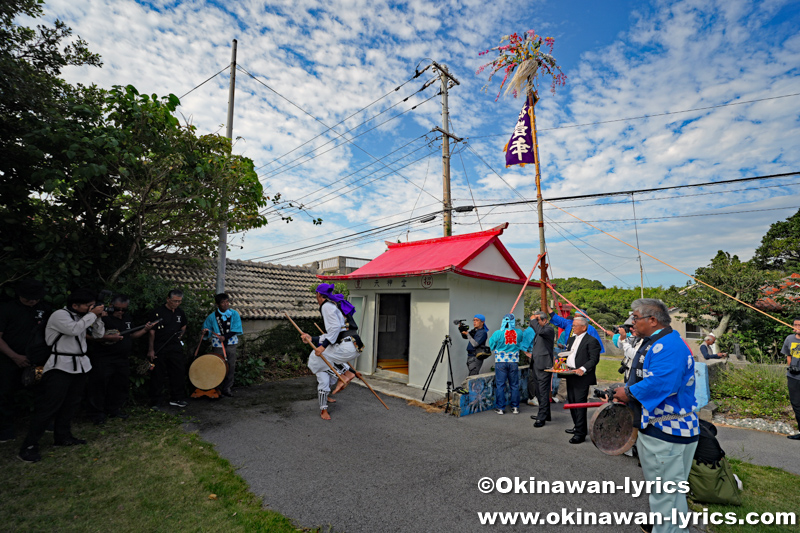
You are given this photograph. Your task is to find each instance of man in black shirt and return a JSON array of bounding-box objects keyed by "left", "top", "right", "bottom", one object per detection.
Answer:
[
  {"left": 148, "top": 289, "right": 188, "bottom": 408},
  {"left": 86, "top": 295, "right": 155, "bottom": 424},
  {"left": 0, "top": 280, "right": 48, "bottom": 442}
]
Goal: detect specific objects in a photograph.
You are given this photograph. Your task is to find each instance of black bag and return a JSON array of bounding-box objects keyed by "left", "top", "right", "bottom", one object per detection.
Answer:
[{"left": 25, "top": 322, "right": 61, "bottom": 367}]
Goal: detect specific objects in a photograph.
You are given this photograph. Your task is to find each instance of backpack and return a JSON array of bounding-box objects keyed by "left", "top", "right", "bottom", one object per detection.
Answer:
[{"left": 687, "top": 420, "right": 742, "bottom": 505}]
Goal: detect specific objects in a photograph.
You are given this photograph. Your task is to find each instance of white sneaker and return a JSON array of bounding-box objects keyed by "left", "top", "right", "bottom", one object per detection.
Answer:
[
  {"left": 526, "top": 399, "right": 538, "bottom": 406},
  {"left": 511, "top": 407, "right": 519, "bottom": 415},
  {"left": 551, "top": 397, "right": 560, "bottom": 403},
  {"left": 494, "top": 408, "right": 504, "bottom": 415}
]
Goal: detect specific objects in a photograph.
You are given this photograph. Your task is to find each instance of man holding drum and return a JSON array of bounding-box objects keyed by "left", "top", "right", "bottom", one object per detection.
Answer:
[
  {"left": 300, "top": 283, "right": 358, "bottom": 421},
  {"left": 202, "top": 293, "right": 243, "bottom": 397}
]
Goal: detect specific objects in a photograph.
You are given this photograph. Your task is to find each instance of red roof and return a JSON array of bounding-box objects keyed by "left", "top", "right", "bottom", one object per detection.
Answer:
[{"left": 321, "top": 223, "right": 534, "bottom": 286}]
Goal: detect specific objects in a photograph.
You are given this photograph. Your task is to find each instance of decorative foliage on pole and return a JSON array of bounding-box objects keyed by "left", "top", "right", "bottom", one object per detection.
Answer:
[{"left": 477, "top": 30, "right": 566, "bottom": 100}]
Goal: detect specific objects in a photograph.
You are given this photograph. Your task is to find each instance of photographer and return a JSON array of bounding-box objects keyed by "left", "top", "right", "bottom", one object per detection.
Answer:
[
  {"left": 86, "top": 295, "right": 155, "bottom": 425},
  {"left": 613, "top": 319, "right": 641, "bottom": 382},
  {"left": 459, "top": 314, "right": 489, "bottom": 376},
  {"left": 783, "top": 317, "right": 800, "bottom": 441},
  {"left": 18, "top": 289, "right": 106, "bottom": 463}
]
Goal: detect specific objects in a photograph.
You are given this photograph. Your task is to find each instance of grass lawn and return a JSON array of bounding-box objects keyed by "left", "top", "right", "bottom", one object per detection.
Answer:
[
  {"left": 1, "top": 409, "right": 302, "bottom": 532},
  {"left": 691, "top": 459, "right": 799, "bottom": 532},
  {"left": 595, "top": 358, "right": 625, "bottom": 382}
]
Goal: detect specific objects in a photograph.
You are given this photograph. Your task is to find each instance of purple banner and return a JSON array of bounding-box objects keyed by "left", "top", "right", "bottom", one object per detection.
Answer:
[{"left": 504, "top": 99, "right": 536, "bottom": 168}]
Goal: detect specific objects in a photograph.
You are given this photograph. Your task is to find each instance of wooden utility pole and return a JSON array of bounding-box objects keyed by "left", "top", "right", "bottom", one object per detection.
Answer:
[
  {"left": 432, "top": 61, "right": 459, "bottom": 237},
  {"left": 216, "top": 39, "right": 237, "bottom": 294},
  {"left": 528, "top": 91, "right": 548, "bottom": 308}
]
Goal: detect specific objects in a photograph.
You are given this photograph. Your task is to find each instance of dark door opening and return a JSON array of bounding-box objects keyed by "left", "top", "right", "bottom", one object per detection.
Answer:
[{"left": 375, "top": 293, "right": 410, "bottom": 375}]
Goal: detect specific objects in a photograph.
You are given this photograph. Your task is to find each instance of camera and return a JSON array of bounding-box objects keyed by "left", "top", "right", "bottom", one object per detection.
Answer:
[
  {"left": 615, "top": 324, "right": 632, "bottom": 334},
  {"left": 453, "top": 319, "right": 470, "bottom": 333},
  {"left": 789, "top": 366, "right": 800, "bottom": 375}
]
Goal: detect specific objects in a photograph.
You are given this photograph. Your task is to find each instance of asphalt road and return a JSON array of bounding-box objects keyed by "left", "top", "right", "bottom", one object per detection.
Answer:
[{"left": 187, "top": 377, "right": 666, "bottom": 532}]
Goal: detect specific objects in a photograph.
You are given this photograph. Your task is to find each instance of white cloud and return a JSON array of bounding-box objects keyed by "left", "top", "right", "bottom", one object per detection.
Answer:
[{"left": 36, "top": 0, "right": 800, "bottom": 288}]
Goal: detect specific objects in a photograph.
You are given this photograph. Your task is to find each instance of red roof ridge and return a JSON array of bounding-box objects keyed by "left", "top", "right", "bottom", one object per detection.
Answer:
[{"left": 384, "top": 223, "right": 508, "bottom": 249}]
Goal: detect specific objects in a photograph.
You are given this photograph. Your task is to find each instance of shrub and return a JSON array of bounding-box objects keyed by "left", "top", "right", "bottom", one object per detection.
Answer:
[{"left": 711, "top": 364, "right": 793, "bottom": 421}]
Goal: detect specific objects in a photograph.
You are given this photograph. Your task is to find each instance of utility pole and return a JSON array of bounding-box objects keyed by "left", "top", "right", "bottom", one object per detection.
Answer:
[
  {"left": 432, "top": 61, "right": 459, "bottom": 237},
  {"left": 216, "top": 39, "right": 237, "bottom": 294}
]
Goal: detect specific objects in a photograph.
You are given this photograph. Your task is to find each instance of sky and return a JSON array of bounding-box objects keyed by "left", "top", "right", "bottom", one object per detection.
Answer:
[{"left": 34, "top": 0, "right": 800, "bottom": 289}]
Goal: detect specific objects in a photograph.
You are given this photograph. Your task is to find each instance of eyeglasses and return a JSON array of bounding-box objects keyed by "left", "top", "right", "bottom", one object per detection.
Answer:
[{"left": 631, "top": 315, "right": 653, "bottom": 322}]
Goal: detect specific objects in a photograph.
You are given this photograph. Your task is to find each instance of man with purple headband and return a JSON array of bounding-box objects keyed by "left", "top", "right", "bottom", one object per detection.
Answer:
[{"left": 301, "top": 283, "right": 359, "bottom": 421}]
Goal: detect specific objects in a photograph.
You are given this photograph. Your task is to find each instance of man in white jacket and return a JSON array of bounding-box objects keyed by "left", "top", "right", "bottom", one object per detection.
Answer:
[{"left": 18, "top": 289, "right": 105, "bottom": 463}]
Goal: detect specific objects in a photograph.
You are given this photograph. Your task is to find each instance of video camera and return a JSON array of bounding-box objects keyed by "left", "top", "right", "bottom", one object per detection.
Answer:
[{"left": 453, "top": 319, "right": 470, "bottom": 333}]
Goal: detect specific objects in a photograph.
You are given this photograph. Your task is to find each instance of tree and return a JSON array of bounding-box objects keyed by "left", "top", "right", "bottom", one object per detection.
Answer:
[
  {"left": 752, "top": 208, "right": 800, "bottom": 272},
  {"left": 670, "top": 251, "right": 774, "bottom": 338},
  {"left": 99, "top": 85, "right": 274, "bottom": 284}
]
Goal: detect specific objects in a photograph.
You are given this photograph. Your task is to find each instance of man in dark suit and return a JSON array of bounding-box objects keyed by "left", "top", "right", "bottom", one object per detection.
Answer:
[
  {"left": 563, "top": 316, "right": 601, "bottom": 443},
  {"left": 528, "top": 309, "right": 556, "bottom": 427}
]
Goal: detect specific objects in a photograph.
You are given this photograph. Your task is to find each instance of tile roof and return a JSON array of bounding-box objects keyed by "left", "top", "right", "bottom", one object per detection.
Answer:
[{"left": 149, "top": 255, "right": 320, "bottom": 320}]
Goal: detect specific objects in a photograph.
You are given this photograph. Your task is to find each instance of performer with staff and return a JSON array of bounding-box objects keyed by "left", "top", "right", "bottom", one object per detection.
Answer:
[{"left": 300, "top": 283, "right": 359, "bottom": 421}]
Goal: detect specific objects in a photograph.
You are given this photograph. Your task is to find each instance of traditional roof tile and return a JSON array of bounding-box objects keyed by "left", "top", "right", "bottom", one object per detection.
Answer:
[{"left": 149, "top": 255, "right": 319, "bottom": 320}]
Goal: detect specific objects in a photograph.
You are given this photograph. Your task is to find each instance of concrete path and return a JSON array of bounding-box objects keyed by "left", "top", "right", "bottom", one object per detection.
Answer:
[{"left": 185, "top": 377, "right": 727, "bottom": 533}]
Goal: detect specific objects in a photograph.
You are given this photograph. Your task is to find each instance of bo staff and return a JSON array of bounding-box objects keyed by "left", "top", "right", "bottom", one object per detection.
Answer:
[
  {"left": 315, "top": 323, "right": 389, "bottom": 410},
  {"left": 283, "top": 311, "right": 343, "bottom": 380}
]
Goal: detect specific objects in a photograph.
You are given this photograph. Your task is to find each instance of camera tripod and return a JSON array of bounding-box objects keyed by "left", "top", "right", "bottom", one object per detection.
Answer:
[{"left": 421, "top": 334, "right": 457, "bottom": 413}]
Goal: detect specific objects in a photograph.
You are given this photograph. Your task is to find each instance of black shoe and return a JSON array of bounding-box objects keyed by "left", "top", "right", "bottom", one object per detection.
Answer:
[
  {"left": 569, "top": 435, "right": 585, "bottom": 444},
  {"left": 221, "top": 390, "right": 234, "bottom": 398},
  {"left": 565, "top": 428, "right": 576, "bottom": 434},
  {"left": 18, "top": 445, "right": 41, "bottom": 463},
  {"left": 169, "top": 400, "right": 188, "bottom": 408},
  {"left": 788, "top": 434, "right": 800, "bottom": 440},
  {"left": 533, "top": 420, "right": 546, "bottom": 428},
  {"left": 546, "top": 415, "right": 552, "bottom": 421},
  {"left": 54, "top": 436, "right": 87, "bottom": 446}
]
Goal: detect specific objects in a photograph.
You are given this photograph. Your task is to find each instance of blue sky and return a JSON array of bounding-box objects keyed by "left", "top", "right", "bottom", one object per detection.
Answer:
[{"left": 39, "top": 0, "right": 800, "bottom": 288}]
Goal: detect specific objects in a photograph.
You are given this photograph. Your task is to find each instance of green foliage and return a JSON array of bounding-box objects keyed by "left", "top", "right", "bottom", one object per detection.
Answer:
[
  {"left": 671, "top": 251, "right": 776, "bottom": 335},
  {"left": 711, "top": 365, "right": 793, "bottom": 421},
  {"left": 715, "top": 309, "right": 798, "bottom": 364},
  {"left": 752, "top": 208, "right": 800, "bottom": 272},
  {"left": 308, "top": 281, "right": 350, "bottom": 299},
  {"left": 524, "top": 277, "right": 667, "bottom": 329}
]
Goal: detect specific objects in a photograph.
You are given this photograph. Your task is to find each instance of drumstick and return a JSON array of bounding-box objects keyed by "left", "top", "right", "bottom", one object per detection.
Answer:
[
  {"left": 193, "top": 329, "right": 209, "bottom": 358},
  {"left": 283, "top": 311, "right": 343, "bottom": 379},
  {"left": 563, "top": 402, "right": 605, "bottom": 409},
  {"left": 314, "top": 323, "right": 389, "bottom": 410}
]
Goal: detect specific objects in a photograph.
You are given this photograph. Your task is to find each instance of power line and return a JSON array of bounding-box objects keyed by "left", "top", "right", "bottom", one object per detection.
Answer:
[
  {"left": 237, "top": 200, "right": 441, "bottom": 259},
  {"left": 238, "top": 64, "right": 442, "bottom": 205},
  {"left": 179, "top": 65, "right": 231, "bottom": 99},
  {"left": 253, "top": 72, "right": 429, "bottom": 172},
  {"left": 257, "top": 90, "right": 440, "bottom": 184},
  {"left": 258, "top": 77, "right": 437, "bottom": 177},
  {"left": 466, "top": 92, "right": 800, "bottom": 140},
  {"left": 470, "top": 171, "right": 800, "bottom": 209},
  {"left": 259, "top": 135, "right": 433, "bottom": 218}
]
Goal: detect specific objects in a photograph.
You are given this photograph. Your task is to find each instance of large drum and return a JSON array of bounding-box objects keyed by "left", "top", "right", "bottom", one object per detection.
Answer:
[
  {"left": 189, "top": 353, "right": 228, "bottom": 391},
  {"left": 588, "top": 402, "right": 638, "bottom": 455}
]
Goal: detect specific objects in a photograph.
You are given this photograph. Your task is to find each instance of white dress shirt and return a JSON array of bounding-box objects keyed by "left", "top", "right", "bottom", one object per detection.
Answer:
[{"left": 566, "top": 331, "right": 588, "bottom": 372}]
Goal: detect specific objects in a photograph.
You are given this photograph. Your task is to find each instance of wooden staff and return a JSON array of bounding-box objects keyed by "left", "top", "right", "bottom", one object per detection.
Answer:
[
  {"left": 315, "top": 323, "right": 389, "bottom": 410},
  {"left": 283, "top": 311, "right": 343, "bottom": 380}
]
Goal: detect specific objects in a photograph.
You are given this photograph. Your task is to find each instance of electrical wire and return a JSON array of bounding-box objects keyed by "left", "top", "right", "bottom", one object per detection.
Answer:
[
  {"left": 259, "top": 77, "right": 438, "bottom": 177},
  {"left": 253, "top": 71, "right": 428, "bottom": 172},
  {"left": 179, "top": 65, "right": 230, "bottom": 99},
  {"left": 466, "top": 92, "right": 800, "bottom": 140}
]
